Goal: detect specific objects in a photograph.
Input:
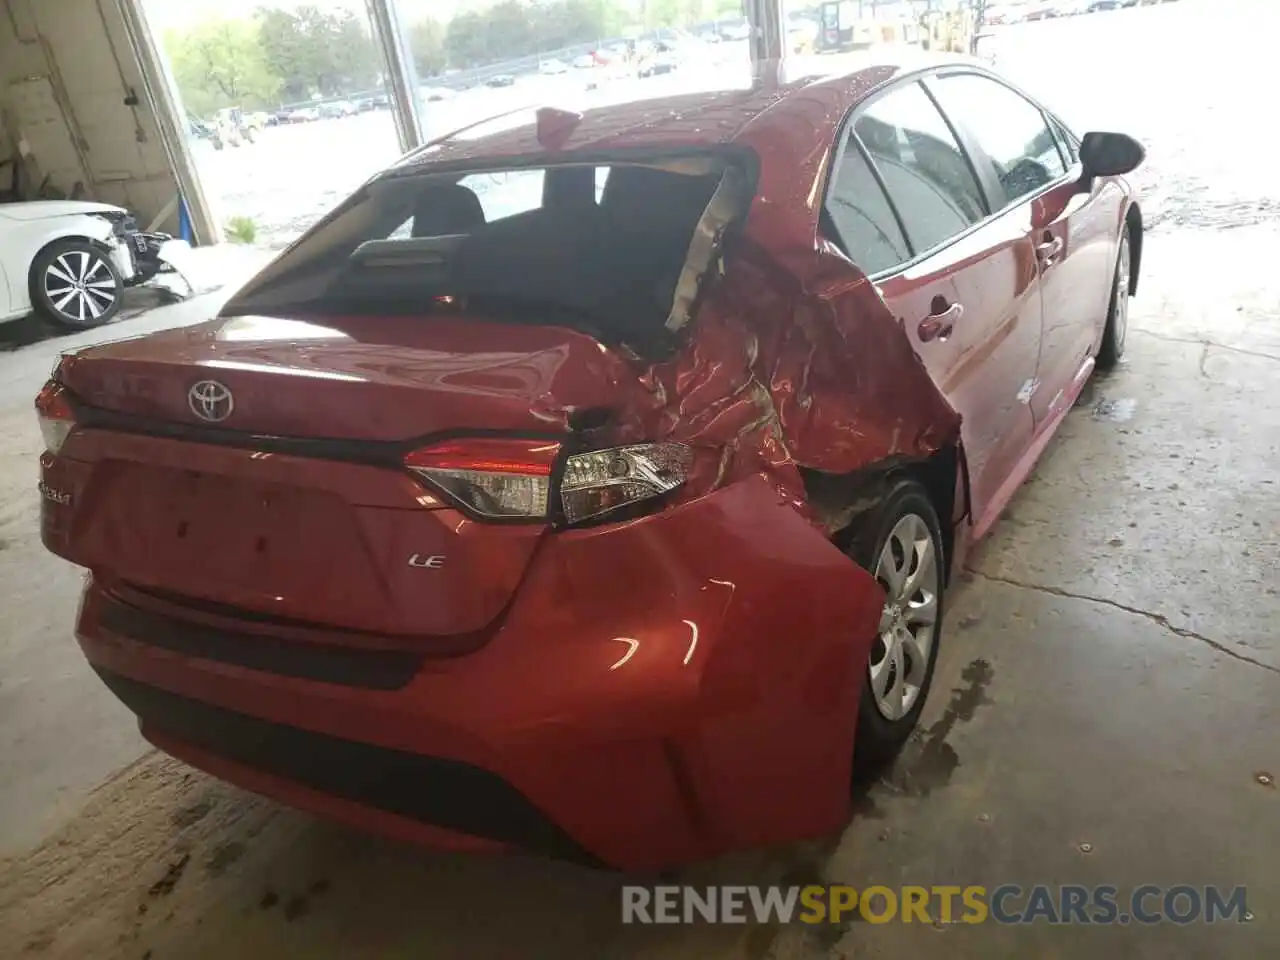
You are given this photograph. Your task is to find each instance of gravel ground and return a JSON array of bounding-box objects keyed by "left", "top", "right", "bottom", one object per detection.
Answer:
[{"left": 986, "top": 0, "right": 1278, "bottom": 232}]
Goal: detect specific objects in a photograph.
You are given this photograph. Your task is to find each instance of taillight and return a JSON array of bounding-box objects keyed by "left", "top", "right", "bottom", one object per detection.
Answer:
[
  {"left": 560, "top": 443, "right": 691, "bottom": 524},
  {"left": 34, "top": 380, "right": 76, "bottom": 456},
  {"left": 405, "top": 438, "right": 562, "bottom": 519},
  {"left": 404, "top": 438, "right": 693, "bottom": 525}
]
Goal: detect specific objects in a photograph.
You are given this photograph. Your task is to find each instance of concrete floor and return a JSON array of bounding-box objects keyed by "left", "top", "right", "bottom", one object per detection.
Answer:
[
  {"left": 0, "top": 246, "right": 271, "bottom": 855},
  {"left": 0, "top": 222, "right": 1275, "bottom": 957}
]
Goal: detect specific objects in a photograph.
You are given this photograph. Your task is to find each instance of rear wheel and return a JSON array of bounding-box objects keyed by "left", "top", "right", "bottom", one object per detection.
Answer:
[
  {"left": 30, "top": 239, "right": 123, "bottom": 331},
  {"left": 1097, "top": 231, "right": 1131, "bottom": 370},
  {"left": 846, "top": 480, "right": 945, "bottom": 767}
]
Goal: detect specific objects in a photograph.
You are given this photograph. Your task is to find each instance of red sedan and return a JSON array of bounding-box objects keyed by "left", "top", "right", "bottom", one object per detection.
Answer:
[{"left": 36, "top": 54, "right": 1143, "bottom": 870}]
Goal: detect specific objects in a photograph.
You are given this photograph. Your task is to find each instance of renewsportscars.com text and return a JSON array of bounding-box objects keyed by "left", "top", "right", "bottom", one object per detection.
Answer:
[{"left": 621, "top": 885, "right": 1251, "bottom": 925}]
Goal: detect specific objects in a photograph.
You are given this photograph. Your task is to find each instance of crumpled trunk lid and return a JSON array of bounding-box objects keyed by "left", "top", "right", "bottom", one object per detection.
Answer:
[
  {"left": 48, "top": 312, "right": 655, "bottom": 640},
  {"left": 58, "top": 312, "right": 650, "bottom": 439}
]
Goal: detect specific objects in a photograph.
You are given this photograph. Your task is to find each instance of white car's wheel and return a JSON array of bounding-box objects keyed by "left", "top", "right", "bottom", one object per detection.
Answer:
[{"left": 30, "top": 239, "right": 123, "bottom": 330}]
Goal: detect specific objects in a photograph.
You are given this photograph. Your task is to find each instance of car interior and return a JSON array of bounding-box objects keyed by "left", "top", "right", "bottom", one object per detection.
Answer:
[{"left": 230, "top": 157, "right": 743, "bottom": 353}]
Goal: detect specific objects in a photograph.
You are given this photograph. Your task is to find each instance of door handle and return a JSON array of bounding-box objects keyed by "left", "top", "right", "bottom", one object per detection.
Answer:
[
  {"left": 1036, "top": 237, "right": 1064, "bottom": 266},
  {"left": 918, "top": 302, "right": 962, "bottom": 343}
]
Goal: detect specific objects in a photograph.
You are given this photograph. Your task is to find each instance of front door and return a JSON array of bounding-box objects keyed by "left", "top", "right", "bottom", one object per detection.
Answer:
[
  {"left": 826, "top": 79, "right": 1043, "bottom": 529},
  {"left": 926, "top": 72, "right": 1114, "bottom": 431}
]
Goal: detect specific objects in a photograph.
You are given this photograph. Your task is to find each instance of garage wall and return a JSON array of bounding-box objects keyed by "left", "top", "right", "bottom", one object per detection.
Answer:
[{"left": 0, "top": 0, "right": 180, "bottom": 230}]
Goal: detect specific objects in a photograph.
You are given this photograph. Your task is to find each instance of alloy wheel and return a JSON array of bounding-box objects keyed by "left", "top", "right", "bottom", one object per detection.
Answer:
[
  {"left": 869, "top": 512, "right": 940, "bottom": 722},
  {"left": 1113, "top": 236, "right": 1131, "bottom": 355},
  {"left": 43, "top": 250, "right": 117, "bottom": 325}
]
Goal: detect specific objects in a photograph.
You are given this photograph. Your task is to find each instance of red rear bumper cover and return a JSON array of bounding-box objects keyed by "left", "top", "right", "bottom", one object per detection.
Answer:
[{"left": 70, "top": 476, "right": 882, "bottom": 870}]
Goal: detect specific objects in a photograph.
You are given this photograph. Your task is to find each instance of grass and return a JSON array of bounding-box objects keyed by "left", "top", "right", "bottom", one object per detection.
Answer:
[{"left": 224, "top": 216, "right": 258, "bottom": 245}]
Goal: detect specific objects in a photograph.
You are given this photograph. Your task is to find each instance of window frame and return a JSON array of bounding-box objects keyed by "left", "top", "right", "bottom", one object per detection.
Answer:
[
  {"left": 819, "top": 66, "right": 1088, "bottom": 283},
  {"left": 922, "top": 69, "right": 1082, "bottom": 217},
  {"left": 821, "top": 130, "right": 914, "bottom": 276},
  {"left": 1049, "top": 115, "right": 1081, "bottom": 164},
  {"left": 820, "top": 71, "right": 993, "bottom": 281}
]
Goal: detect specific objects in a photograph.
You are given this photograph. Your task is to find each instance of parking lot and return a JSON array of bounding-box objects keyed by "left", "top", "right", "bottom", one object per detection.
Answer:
[
  {"left": 193, "top": 44, "right": 755, "bottom": 247},
  {"left": 1, "top": 0, "right": 1276, "bottom": 957}
]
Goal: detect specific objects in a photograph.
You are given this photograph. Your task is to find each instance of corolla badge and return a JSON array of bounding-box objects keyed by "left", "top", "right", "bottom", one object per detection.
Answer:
[
  {"left": 188, "top": 380, "right": 234, "bottom": 422},
  {"left": 38, "top": 481, "right": 72, "bottom": 505}
]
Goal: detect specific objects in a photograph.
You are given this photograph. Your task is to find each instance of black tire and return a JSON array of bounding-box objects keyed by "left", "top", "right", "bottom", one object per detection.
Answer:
[
  {"left": 1097, "top": 230, "right": 1131, "bottom": 370},
  {"left": 845, "top": 479, "right": 946, "bottom": 768},
  {"left": 29, "top": 238, "right": 124, "bottom": 331}
]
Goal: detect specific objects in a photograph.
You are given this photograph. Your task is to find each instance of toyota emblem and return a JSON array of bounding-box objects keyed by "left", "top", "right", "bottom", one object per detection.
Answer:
[{"left": 188, "top": 380, "right": 234, "bottom": 423}]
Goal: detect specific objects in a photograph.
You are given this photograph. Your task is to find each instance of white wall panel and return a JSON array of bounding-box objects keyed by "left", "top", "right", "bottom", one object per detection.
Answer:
[{"left": 0, "top": 0, "right": 180, "bottom": 230}]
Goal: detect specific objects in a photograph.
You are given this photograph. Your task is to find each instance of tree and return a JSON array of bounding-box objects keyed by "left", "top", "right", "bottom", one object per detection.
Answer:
[
  {"left": 324, "top": 9, "right": 381, "bottom": 92},
  {"left": 255, "top": 5, "right": 379, "bottom": 101},
  {"left": 445, "top": 0, "right": 608, "bottom": 68},
  {"left": 641, "top": 0, "right": 715, "bottom": 28},
  {"left": 166, "top": 19, "right": 279, "bottom": 116},
  {"left": 445, "top": 10, "right": 489, "bottom": 66},
  {"left": 530, "top": 0, "right": 606, "bottom": 50},
  {"left": 256, "top": 7, "right": 317, "bottom": 101},
  {"left": 409, "top": 18, "right": 447, "bottom": 77},
  {"left": 487, "top": 0, "right": 535, "bottom": 57}
]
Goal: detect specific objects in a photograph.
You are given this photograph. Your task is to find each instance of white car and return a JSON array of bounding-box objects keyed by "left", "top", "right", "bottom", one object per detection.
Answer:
[
  {"left": 0, "top": 201, "right": 138, "bottom": 330},
  {"left": 539, "top": 58, "right": 569, "bottom": 75}
]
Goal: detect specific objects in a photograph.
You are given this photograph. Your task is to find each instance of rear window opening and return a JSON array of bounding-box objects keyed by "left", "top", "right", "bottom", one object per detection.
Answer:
[{"left": 223, "top": 152, "right": 756, "bottom": 358}]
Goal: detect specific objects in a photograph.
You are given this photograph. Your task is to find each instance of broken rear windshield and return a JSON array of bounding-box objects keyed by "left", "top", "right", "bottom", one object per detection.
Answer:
[{"left": 222, "top": 151, "right": 755, "bottom": 354}]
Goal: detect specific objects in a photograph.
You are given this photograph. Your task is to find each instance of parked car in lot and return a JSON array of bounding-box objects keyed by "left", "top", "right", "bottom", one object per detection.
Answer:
[
  {"left": 638, "top": 42, "right": 681, "bottom": 77},
  {"left": 36, "top": 53, "right": 1143, "bottom": 870},
  {"left": 1024, "top": 0, "right": 1059, "bottom": 20},
  {"left": 484, "top": 74, "right": 516, "bottom": 88},
  {"left": 318, "top": 100, "right": 358, "bottom": 119},
  {"left": 210, "top": 106, "right": 261, "bottom": 149},
  {"left": 187, "top": 114, "right": 218, "bottom": 140},
  {"left": 538, "top": 58, "right": 569, "bottom": 75},
  {"left": 1089, "top": 0, "right": 1122, "bottom": 9}
]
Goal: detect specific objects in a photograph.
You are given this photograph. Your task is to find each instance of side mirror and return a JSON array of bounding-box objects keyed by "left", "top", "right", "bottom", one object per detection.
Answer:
[{"left": 1078, "top": 131, "right": 1145, "bottom": 178}]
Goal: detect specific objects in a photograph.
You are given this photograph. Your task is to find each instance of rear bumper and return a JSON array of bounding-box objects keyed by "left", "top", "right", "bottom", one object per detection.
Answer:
[
  {"left": 72, "top": 476, "right": 883, "bottom": 870},
  {"left": 98, "top": 668, "right": 601, "bottom": 865}
]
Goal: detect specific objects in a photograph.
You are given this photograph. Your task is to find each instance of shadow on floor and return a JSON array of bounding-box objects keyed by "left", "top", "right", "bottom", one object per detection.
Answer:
[{"left": 0, "top": 284, "right": 191, "bottom": 354}]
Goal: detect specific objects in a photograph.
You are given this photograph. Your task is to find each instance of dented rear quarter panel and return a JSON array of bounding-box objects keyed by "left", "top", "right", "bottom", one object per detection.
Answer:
[{"left": 633, "top": 63, "right": 963, "bottom": 519}]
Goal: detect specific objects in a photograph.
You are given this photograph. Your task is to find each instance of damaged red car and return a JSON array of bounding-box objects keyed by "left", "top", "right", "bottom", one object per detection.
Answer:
[{"left": 36, "top": 55, "right": 1143, "bottom": 870}]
